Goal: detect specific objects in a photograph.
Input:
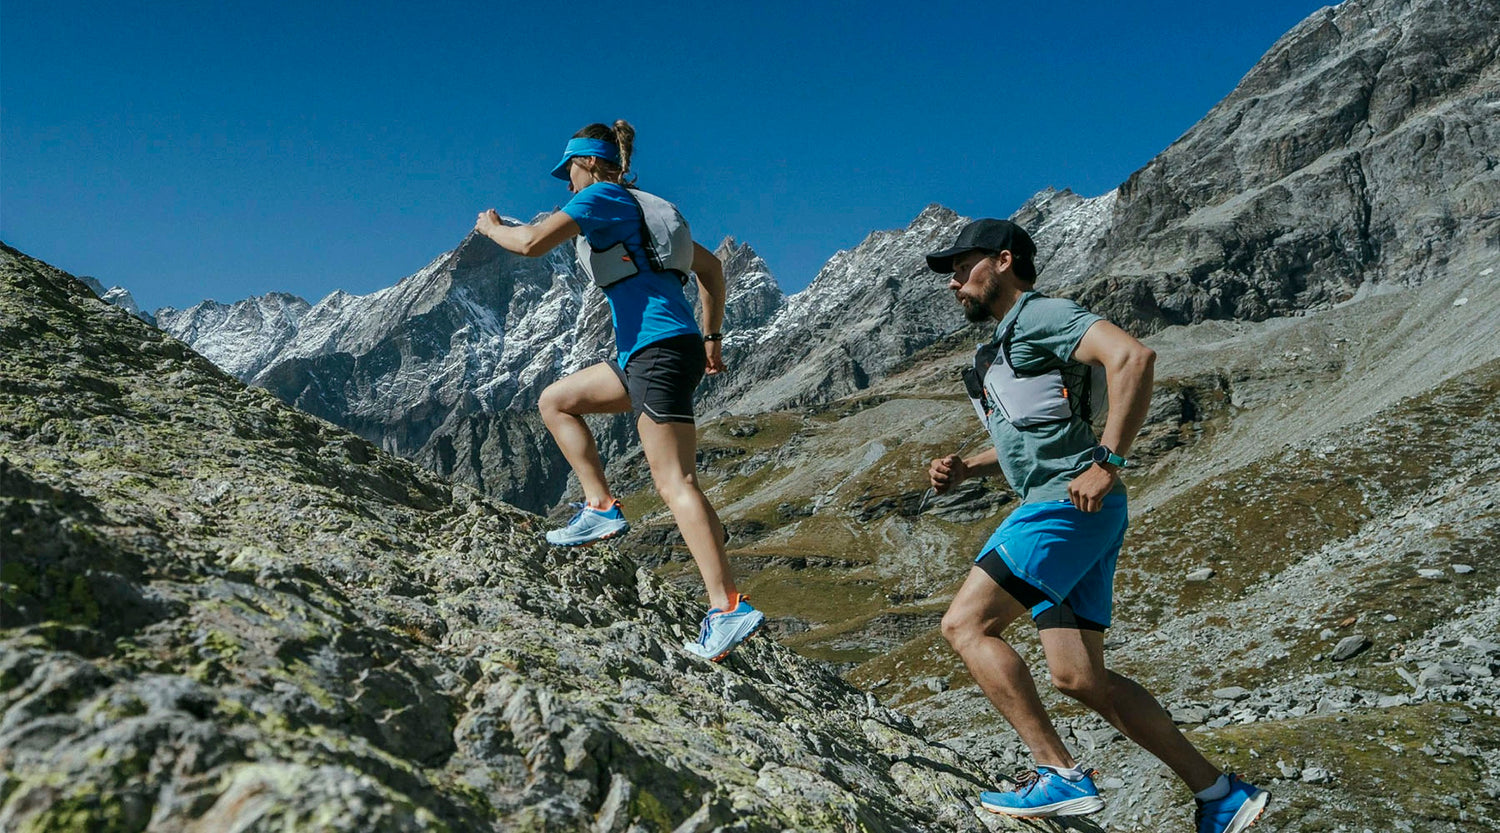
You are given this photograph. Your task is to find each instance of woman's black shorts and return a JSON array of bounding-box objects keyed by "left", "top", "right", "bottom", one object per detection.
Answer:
[{"left": 609, "top": 333, "right": 706, "bottom": 424}]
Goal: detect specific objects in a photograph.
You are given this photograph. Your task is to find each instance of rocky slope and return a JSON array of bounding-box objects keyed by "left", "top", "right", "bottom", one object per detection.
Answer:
[
  {"left": 0, "top": 244, "right": 1090, "bottom": 832},
  {"left": 23, "top": 0, "right": 1497, "bottom": 827}
]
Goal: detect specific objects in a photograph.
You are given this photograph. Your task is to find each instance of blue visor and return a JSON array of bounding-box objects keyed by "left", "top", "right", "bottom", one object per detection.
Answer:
[{"left": 550, "top": 137, "right": 621, "bottom": 180}]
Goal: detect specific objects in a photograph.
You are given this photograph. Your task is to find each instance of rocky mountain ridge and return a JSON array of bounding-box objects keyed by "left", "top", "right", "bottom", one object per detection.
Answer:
[
  {"left": 1070, "top": 0, "right": 1500, "bottom": 328},
  {"left": 79, "top": 276, "right": 155, "bottom": 326},
  {"left": 155, "top": 292, "right": 312, "bottom": 380}
]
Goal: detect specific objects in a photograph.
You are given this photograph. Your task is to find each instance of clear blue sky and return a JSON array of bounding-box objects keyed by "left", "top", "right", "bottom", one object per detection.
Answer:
[{"left": 3, "top": 1, "right": 1330, "bottom": 312}]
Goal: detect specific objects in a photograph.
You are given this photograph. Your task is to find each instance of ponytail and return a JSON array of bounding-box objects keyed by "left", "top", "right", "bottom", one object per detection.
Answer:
[
  {"left": 612, "top": 120, "right": 636, "bottom": 185},
  {"left": 572, "top": 120, "right": 636, "bottom": 185}
]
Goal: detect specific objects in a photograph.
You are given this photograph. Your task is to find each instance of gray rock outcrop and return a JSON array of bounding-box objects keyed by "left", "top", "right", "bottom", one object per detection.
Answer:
[
  {"left": 710, "top": 236, "right": 786, "bottom": 332},
  {"left": 703, "top": 204, "right": 970, "bottom": 415}
]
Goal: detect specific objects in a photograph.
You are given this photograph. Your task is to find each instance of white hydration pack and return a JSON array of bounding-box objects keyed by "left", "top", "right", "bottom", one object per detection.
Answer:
[
  {"left": 962, "top": 294, "right": 1106, "bottom": 430},
  {"left": 575, "top": 188, "right": 694, "bottom": 288}
]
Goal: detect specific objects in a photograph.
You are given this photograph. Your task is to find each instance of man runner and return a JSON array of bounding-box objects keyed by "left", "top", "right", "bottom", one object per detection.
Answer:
[{"left": 925, "top": 219, "right": 1268, "bottom": 833}]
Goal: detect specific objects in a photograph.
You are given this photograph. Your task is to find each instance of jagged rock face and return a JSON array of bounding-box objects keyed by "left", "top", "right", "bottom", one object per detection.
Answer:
[
  {"left": 1010, "top": 187, "right": 1118, "bottom": 293},
  {"left": 713, "top": 236, "right": 785, "bottom": 331},
  {"left": 1070, "top": 0, "right": 1500, "bottom": 329},
  {"left": 156, "top": 292, "right": 312, "bottom": 379},
  {"left": 0, "top": 243, "right": 1045, "bottom": 832}
]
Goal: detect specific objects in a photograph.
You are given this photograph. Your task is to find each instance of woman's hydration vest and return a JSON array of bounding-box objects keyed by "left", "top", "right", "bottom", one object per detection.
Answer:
[
  {"left": 962, "top": 294, "right": 1106, "bottom": 430},
  {"left": 575, "top": 188, "right": 694, "bottom": 289}
]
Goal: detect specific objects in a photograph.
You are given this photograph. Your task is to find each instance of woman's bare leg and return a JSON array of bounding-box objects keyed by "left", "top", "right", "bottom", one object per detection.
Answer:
[
  {"left": 636, "top": 414, "right": 735, "bottom": 610},
  {"left": 537, "top": 363, "right": 631, "bottom": 506}
]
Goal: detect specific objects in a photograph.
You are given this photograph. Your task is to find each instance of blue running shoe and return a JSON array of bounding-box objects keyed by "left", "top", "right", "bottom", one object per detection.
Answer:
[
  {"left": 980, "top": 767, "right": 1104, "bottom": 818},
  {"left": 545, "top": 500, "right": 629, "bottom": 547},
  {"left": 683, "top": 595, "right": 766, "bottom": 662},
  {"left": 1195, "top": 774, "right": 1269, "bottom": 833}
]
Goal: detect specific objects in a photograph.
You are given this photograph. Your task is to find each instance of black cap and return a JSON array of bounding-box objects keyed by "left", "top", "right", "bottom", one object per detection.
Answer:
[{"left": 925, "top": 218, "right": 1038, "bottom": 280}]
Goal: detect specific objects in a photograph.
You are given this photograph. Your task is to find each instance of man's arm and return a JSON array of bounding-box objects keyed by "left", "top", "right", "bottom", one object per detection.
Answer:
[
  {"left": 1067, "top": 319, "right": 1156, "bottom": 512},
  {"left": 474, "top": 209, "right": 579, "bottom": 257},
  {"left": 691, "top": 242, "right": 726, "bottom": 374}
]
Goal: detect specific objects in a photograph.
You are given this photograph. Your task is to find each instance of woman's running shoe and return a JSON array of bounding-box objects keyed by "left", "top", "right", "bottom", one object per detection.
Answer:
[
  {"left": 545, "top": 501, "right": 629, "bottom": 546},
  {"left": 683, "top": 595, "right": 766, "bottom": 661}
]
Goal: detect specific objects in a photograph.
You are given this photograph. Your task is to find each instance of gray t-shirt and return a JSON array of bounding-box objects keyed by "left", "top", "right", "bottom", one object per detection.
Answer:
[{"left": 981, "top": 292, "right": 1122, "bottom": 504}]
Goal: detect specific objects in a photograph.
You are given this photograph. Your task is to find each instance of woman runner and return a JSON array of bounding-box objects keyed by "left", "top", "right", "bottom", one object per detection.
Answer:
[{"left": 474, "top": 120, "right": 764, "bottom": 661}]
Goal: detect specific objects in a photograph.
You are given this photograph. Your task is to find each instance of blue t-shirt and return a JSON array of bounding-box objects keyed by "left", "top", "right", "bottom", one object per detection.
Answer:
[{"left": 561, "top": 183, "right": 699, "bottom": 367}]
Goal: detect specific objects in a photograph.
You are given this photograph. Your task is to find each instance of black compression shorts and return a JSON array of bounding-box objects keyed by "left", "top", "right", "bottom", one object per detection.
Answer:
[
  {"left": 975, "top": 549, "right": 1108, "bottom": 632},
  {"left": 609, "top": 333, "right": 706, "bottom": 424}
]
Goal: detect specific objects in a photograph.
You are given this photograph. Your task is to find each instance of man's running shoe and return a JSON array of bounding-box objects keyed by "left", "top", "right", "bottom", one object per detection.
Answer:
[
  {"left": 545, "top": 500, "right": 629, "bottom": 547},
  {"left": 1195, "top": 774, "right": 1269, "bottom": 833},
  {"left": 683, "top": 595, "right": 766, "bottom": 662},
  {"left": 980, "top": 767, "right": 1104, "bottom": 818}
]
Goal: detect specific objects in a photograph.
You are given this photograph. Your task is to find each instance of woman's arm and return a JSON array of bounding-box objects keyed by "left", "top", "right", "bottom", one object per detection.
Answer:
[
  {"left": 474, "top": 209, "right": 580, "bottom": 257},
  {"left": 691, "top": 241, "right": 727, "bottom": 374}
]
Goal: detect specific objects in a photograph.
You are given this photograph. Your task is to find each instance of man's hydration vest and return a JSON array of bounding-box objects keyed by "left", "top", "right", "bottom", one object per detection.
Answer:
[
  {"left": 575, "top": 188, "right": 694, "bottom": 288},
  {"left": 962, "top": 294, "right": 1106, "bottom": 430}
]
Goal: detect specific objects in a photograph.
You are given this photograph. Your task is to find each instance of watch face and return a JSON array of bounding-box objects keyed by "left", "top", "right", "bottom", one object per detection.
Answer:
[{"left": 1092, "top": 446, "right": 1107, "bottom": 463}]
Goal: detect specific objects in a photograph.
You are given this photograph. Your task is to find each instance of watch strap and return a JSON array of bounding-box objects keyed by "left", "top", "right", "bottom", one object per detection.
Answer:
[{"left": 1094, "top": 444, "right": 1128, "bottom": 468}]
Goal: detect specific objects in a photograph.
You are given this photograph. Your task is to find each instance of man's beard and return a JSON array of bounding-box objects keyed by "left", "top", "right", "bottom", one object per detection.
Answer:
[{"left": 960, "top": 279, "right": 1002, "bottom": 323}]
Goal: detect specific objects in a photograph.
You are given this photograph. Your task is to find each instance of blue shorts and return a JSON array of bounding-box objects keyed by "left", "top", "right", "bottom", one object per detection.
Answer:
[{"left": 974, "top": 494, "right": 1128, "bottom": 628}]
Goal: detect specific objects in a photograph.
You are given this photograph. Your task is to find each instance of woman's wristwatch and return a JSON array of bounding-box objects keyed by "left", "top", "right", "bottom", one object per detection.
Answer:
[{"left": 703, "top": 332, "right": 723, "bottom": 342}]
